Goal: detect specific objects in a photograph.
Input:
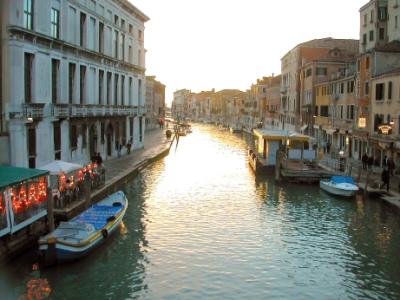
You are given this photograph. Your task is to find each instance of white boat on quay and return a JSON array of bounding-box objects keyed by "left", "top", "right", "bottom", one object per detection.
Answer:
[{"left": 320, "top": 176, "right": 359, "bottom": 197}]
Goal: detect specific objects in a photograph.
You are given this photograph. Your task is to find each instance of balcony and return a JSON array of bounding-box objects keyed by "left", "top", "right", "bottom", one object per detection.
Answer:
[
  {"left": 8, "top": 103, "right": 143, "bottom": 121},
  {"left": 8, "top": 103, "right": 46, "bottom": 121}
]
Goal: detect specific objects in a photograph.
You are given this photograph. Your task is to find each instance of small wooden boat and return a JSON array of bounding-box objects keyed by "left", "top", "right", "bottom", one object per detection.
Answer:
[
  {"left": 320, "top": 176, "right": 359, "bottom": 197},
  {"left": 39, "top": 191, "right": 128, "bottom": 266}
]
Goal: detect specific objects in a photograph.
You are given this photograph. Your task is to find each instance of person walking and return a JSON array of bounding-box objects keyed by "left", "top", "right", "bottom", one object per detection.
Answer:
[
  {"left": 380, "top": 167, "right": 390, "bottom": 192},
  {"left": 362, "top": 152, "right": 368, "bottom": 170}
]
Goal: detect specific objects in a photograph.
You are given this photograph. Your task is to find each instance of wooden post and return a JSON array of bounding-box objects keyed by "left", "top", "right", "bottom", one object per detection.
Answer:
[
  {"left": 357, "top": 166, "right": 362, "bottom": 184},
  {"left": 364, "top": 169, "right": 370, "bottom": 196},
  {"left": 47, "top": 187, "right": 54, "bottom": 232}
]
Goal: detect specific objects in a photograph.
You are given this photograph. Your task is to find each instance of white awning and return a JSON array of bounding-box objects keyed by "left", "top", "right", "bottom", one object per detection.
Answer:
[
  {"left": 39, "top": 160, "right": 83, "bottom": 175},
  {"left": 325, "top": 128, "right": 336, "bottom": 135},
  {"left": 300, "top": 124, "right": 308, "bottom": 131},
  {"left": 313, "top": 124, "right": 320, "bottom": 129}
]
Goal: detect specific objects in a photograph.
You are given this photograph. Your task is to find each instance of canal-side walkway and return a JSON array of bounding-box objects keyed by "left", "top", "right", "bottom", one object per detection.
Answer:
[{"left": 55, "top": 128, "right": 173, "bottom": 219}]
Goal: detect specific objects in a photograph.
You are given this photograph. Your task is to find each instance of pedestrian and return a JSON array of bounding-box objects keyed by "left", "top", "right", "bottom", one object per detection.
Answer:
[
  {"left": 388, "top": 157, "right": 395, "bottom": 176},
  {"left": 383, "top": 155, "right": 388, "bottom": 168},
  {"left": 96, "top": 152, "right": 103, "bottom": 165},
  {"left": 127, "top": 142, "right": 131, "bottom": 154},
  {"left": 117, "top": 143, "right": 122, "bottom": 157},
  {"left": 362, "top": 152, "right": 368, "bottom": 170},
  {"left": 326, "top": 141, "right": 331, "bottom": 154},
  {"left": 380, "top": 167, "right": 390, "bottom": 192}
]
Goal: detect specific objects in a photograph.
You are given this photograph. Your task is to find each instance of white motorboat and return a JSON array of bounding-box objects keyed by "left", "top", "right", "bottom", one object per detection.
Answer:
[{"left": 320, "top": 176, "right": 359, "bottom": 197}]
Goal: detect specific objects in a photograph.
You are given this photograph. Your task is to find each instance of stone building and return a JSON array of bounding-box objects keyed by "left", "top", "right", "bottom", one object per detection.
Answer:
[
  {"left": 280, "top": 38, "right": 358, "bottom": 132},
  {"left": 0, "top": 0, "right": 149, "bottom": 167},
  {"left": 145, "top": 76, "right": 165, "bottom": 130}
]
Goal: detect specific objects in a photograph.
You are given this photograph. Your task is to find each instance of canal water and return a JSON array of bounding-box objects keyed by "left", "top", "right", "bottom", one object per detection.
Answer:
[{"left": 1, "top": 124, "right": 400, "bottom": 299}]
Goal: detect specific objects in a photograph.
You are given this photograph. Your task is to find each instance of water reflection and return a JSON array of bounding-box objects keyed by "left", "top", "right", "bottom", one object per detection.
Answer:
[{"left": 1, "top": 124, "right": 400, "bottom": 299}]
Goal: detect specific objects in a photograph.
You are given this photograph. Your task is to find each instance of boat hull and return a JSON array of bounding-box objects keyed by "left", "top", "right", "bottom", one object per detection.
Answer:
[
  {"left": 320, "top": 181, "right": 358, "bottom": 197},
  {"left": 39, "top": 191, "right": 128, "bottom": 265}
]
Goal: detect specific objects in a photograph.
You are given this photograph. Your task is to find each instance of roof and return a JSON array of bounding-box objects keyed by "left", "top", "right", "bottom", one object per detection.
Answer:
[
  {"left": 39, "top": 160, "right": 83, "bottom": 175},
  {"left": 0, "top": 166, "right": 49, "bottom": 189},
  {"left": 253, "top": 129, "right": 311, "bottom": 141}
]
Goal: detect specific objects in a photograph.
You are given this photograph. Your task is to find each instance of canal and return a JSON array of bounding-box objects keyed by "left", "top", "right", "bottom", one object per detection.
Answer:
[{"left": 1, "top": 124, "right": 400, "bottom": 299}]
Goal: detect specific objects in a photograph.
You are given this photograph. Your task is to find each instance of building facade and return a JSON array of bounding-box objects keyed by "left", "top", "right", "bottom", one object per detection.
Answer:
[
  {"left": 145, "top": 76, "right": 166, "bottom": 130},
  {"left": 0, "top": 0, "right": 149, "bottom": 168}
]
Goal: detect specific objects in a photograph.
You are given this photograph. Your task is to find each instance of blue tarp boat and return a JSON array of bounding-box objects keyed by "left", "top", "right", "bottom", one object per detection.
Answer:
[
  {"left": 39, "top": 191, "right": 128, "bottom": 265},
  {"left": 320, "top": 176, "right": 359, "bottom": 197}
]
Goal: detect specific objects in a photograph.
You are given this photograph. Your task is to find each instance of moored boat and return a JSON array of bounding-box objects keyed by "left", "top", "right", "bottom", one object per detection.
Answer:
[
  {"left": 320, "top": 176, "right": 359, "bottom": 197},
  {"left": 39, "top": 191, "right": 128, "bottom": 266}
]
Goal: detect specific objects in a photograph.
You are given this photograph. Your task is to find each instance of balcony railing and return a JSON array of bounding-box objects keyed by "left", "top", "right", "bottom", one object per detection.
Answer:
[{"left": 8, "top": 103, "right": 144, "bottom": 120}]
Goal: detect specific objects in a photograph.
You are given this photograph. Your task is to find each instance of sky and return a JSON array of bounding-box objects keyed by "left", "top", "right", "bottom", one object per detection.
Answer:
[{"left": 130, "top": 0, "right": 368, "bottom": 106}]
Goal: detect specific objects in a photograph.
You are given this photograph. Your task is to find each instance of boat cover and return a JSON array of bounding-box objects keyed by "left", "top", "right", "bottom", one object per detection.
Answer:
[
  {"left": 72, "top": 205, "right": 123, "bottom": 231},
  {"left": 331, "top": 176, "right": 355, "bottom": 184}
]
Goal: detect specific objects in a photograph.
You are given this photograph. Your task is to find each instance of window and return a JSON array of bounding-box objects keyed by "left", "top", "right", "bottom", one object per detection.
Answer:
[
  {"left": 370, "top": 10, "right": 374, "bottom": 22},
  {"left": 138, "top": 79, "right": 142, "bottom": 105},
  {"left": 376, "top": 83, "right": 385, "bottom": 100},
  {"left": 101, "top": 122, "right": 105, "bottom": 144},
  {"left": 366, "top": 57, "right": 370, "bottom": 69},
  {"left": 363, "top": 14, "right": 367, "bottom": 26},
  {"left": 320, "top": 105, "right": 329, "bottom": 117},
  {"left": 114, "top": 15, "right": 119, "bottom": 26},
  {"left": 365, "top": 82, "right": 369, "bottom": 96},
  {"left": 51, "top": 8, "right": 60, "bottom": 38},
  {"left": 129, "top": 24, "right": 133, "bottom": 34},
  {"left": 24, "top": 53, "right": 34, "bottom": 103},
  {"left": 106, "top": 72, "right": 111, "bottom": 105},
  {"left": 24, "top": 0, "right": 34, "bottom": 30},
  {"left": 99, "top": 22, "right": 104, "bottom": 53},
  {"left": 316, "top": 68, "right": 328, "bottom": 76},
  {"left": 121, "top": 19, "right": 125, "bottom": 30},
  {"left": 138, "top": 30, "right": 142, "bottom": 40},
  {"left": 369, "top": 30, "right": 374, "bottom": 41},
  {"left": 378, "top": 7, "right": 387, "bottom": 20},
  {"left": 80, "top": 13, "right": 86, "bottom": 47},
  {"left": 346, "top": 105, "right": 354, "bottom": 120},
  {"left": 28, "top": 127, "right": 36, "bottom": 168},
  {"left": 68, "top": 63, "right": 76, "bottom": 104},
  {"left": 340, "top": 83, "right": 344, "bottom": 94},
  {"left": 121, "top": 75, "right": 125, "bottom": 106},
  {"left": 51, "top": 59, "right": 60, "bottom": 104},
  {"left": 388, "top": 81, "right": 393, "bottom": 100},
  {"left": 80, "top": 65, "right": 86, "bottom": 104},
  {"left": 128, "top": 46, "right": 132, "bottom": 63},
  {"left": 396, "top": 16, "right": 398, "bottom": 29},
  {"left": 114, "top": 30, "right": 119, "bottom": 59},
  {"left": 362, "top": 34, "right": 367, "bottom": 45},
  {"left": 99, "top": 70, "right": 104, "bottom": 104},
  {"left": 379, "top": 28, "right": 385, "bottom": 40},
  {"left": 70, "top": 124, "right": 77, "bottom": 148},
  {"left": 121, "top": 34, "right": 125, "bottom": 61},
  {"left": 374, "top": 114, "right": 384, "bottom": 131},
  {"left": 138, "top": 49, "right": 141, "bottom": 66},
  {"left": 82, "top": 124, "right": 87, "bottom": 148},
  {"left": 54, "top": 122, "right": 61, "bottom": 160},
  {"left": 305, "top": 68, "right": 312, "bottom": 77},
  {"left": 129, "top": 77, "right": 133, "bottom": 105},
  {"left": 114, "top": 74, "right": 119, "bottom": 105}
]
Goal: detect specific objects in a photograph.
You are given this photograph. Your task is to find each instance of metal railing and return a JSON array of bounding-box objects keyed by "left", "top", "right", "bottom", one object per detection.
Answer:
[{"left": 8, "top": 104, "right": 144, "bottom": 120}]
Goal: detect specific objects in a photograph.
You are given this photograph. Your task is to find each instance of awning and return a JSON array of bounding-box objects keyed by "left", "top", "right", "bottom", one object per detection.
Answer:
[
  {"left": 39, "top": 160, "right": 83, "bottom": 175},
  {"left": 313, "top": 124, "right": 320, "bottom": 129},
  {"left": 0, "top": 166, "right": 49, "bottom": 190},
  {"left": 300, "top": 124, "right": 308, "bottom": 131},
  {"left": 325, "top": 128, "right": 336, "bottom": 135}
]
